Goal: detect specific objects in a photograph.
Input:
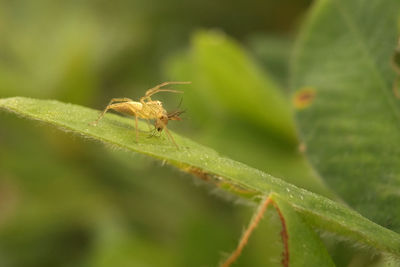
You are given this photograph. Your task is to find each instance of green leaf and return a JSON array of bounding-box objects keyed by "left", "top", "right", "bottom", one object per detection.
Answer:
[
  {"left": 178, "top": 30, "right": 297, "bottom": 144},
  {"left": 291, "top": 0, "right": 400, "bottom": 231},
  {"left": 1, "top": 97, "right": 400, "bottom": 260},
  {"left": 247, "top": 35, "right": 292, "bottom": 89}
]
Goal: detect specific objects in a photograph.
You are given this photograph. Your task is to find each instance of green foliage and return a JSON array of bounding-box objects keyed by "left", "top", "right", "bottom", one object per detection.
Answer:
[
  {"left": 1, "top": 0, "right": 400, "bottom": 265},
  {"left": 247, "top": 35, "right": 293, "bottom": 89},
  {"left": 1, "top": 97, "right": 400, "bottom": 265},
  {"left": 292, "top": 0, "right": 400, "bottom": 232}
]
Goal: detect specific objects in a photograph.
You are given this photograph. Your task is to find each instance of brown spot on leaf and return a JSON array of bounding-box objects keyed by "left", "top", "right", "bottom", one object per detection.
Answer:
[
  {"left": 293, "top": 87, "right": 316, "bottom": 109},
  {"left": 298, "top": 142, "right": 306, "bottom": 153}
]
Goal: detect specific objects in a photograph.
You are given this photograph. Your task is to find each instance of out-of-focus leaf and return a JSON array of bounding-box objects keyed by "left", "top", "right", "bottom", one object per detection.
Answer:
[
  {"left": 188, "top": 31, "right": 296, "bottom": 143},
  {"left": 0, "top": 1, "right": 135, "bottom": 104},
  {"left": 247, "top": 35, "right": 292, "bottom": 89},
  {"left": 86, "top": 219, "right": 177, "bottom": 267},
  {"left": 1, "top": 97, "right": 400, "bottom": 259},
  {"left": 291, "top": 0, "right": 400, "bottom": 231}
]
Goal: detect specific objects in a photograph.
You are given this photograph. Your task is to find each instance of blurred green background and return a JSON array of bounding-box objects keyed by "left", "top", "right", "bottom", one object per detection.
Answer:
[{"left": 0, "top": 0, "right": 332, "bottom": 266}]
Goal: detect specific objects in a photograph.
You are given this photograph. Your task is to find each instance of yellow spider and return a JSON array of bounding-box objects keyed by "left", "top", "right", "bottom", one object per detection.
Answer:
[{"left": 91, "top": 81, "right": 190, "bottom": 148}]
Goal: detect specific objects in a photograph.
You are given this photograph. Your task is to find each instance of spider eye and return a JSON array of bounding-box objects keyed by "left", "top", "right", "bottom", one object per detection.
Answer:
[{"left": 157, "top": 127, "right": 162, "bottom": 131}]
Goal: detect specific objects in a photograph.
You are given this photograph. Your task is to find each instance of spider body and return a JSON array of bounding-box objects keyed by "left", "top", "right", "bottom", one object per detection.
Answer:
[
  {"left": 91, "top": 81, "right": 190, "bottom": 148},
  {"left": 109, "top": 100, "right": 164, "bottom": 119}
]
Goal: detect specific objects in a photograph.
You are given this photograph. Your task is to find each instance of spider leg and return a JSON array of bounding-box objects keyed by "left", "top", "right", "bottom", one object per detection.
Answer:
[
  {"left": 157, "top": 118, "right": 179, "bottom": 149},
  {"left": 163, "top": 126, "right": 179, "bottom": 149},
  {"left": 90, "top": 98, "right": 133, "bottom": 126},
  {"left": 140, "top": 81, "right": 189, "bottom": 102},
  {"left": 147, "top": 81, "right": 191, "bottom": 96}
]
